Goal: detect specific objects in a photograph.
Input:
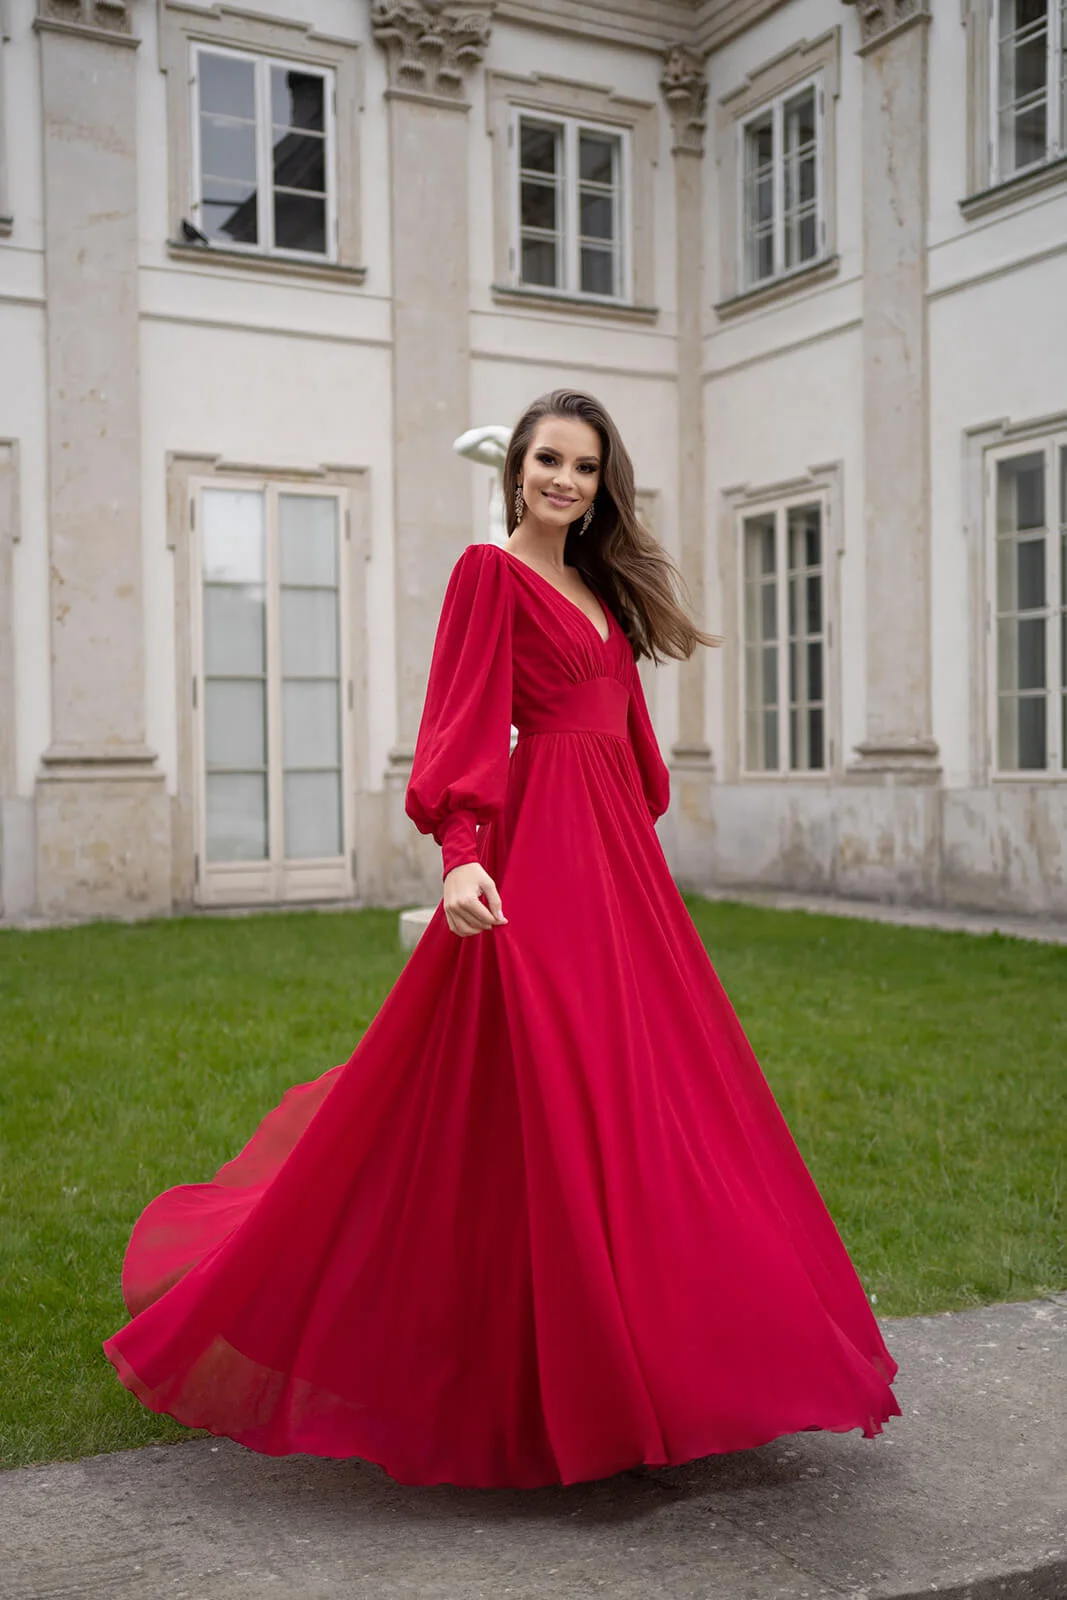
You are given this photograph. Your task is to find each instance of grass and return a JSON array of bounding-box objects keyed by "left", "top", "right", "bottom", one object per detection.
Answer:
[{"left": 1, "top": 899, "right": 1065, "bottom": 1470}]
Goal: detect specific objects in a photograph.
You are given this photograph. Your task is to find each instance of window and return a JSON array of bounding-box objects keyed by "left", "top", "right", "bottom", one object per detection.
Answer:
[
  {"left": 190, "top": 47, "right": 335, "bottom": 259},
  {"left": 487, "top": 72, "right": 657, "bottom": 319},
  {"left": 193, "top": 482, "right": 354, "bottom": 901},
  {"left": 715, "top": 31, "right": 840, "bottom": 311},
  {"left": 991, "top": 440, "right": 1067, "bottom": 772},
  {"left": 992, "top": 0, "right": 1066, "bottom": 182},
  {"left": 739, "top": 79, "right": 823, "bottom": 290},
  {"left": 513, "top": 111, "right": 628, "bottom": 300},
  {"left": 741, "top": 501, "right": 827, "bottom": 774}
]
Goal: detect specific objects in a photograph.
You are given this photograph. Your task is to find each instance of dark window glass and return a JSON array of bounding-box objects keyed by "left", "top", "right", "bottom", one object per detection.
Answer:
[
  {"left": 520, "top": 180, "right": 557, "bottom": 231},
  {"left": 274, "top": 192, "right": 326, "bottom": 254},
  {"left": 520, "top": 121, "right": 558, "bottom": 175},
  {"left": 580, "top": 246, "right": 615, "bottom": 296},
  {"left": 579, "top": 133, "right": 615, "bottom": 184},
  {"left": 273, "top": 133, "right": 326, "bottom": 196},
  {"left": 204, "top": 179, "right": 258, "bottom": 245},
  {"left": 1017, "top": 694, "right": 1047, "bottom": 767},
  {"left": 521, "top": 236, "right": 557, "bottom": 287},
  {"left": 271, "top": 68, "right": 325, "bottom": 133},
  {"left": 1017, "top": 616, "right": 1046, "bottom": 689},
  {"left": 580, "top": 192, "right": 614, "bottom": 241},
  {"left": 808, "top": 706, "right": 825, "bottom": 768}
]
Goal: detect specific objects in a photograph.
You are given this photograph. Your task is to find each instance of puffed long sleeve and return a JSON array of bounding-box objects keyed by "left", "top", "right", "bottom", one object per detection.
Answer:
[
  {"left": 627, "top": 656, "right": 671, "bottom": 823},
  {"left": 405, "top": 542, "right": 515, "bottom": 879}
]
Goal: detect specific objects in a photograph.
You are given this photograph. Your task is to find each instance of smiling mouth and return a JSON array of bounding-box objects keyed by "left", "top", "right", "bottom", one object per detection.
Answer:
[{"left": 544, "top": 493, "right": 578, "bottom": 506}]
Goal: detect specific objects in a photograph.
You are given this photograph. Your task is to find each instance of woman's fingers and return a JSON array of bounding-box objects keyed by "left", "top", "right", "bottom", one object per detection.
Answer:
[
  {"left": 441, "top": 863, "right": 507, "bottom": 937},
  {"left": 444, "top": 881, "right": 506, "bottom": 937},
  {"left": 479, "top": 875, "right": 506, "bottom": 924}
]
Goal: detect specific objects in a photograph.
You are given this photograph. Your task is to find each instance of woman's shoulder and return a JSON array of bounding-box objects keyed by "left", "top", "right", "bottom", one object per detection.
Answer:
[
  {"left": 453, "top": 539, "right": 508, "bottom": 572},
  {"left": 442, "top": 540, "right": 513, "bottom": 610},
  {"left": 447, "top": 539, "right": 512, "bottom": 590}
]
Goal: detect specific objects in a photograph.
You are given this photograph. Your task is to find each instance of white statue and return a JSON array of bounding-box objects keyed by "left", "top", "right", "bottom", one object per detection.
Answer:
[{"left": 454, "top": 424, "right": 513, "bottom": 546}]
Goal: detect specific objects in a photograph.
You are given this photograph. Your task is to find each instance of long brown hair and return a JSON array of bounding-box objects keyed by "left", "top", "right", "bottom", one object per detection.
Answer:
[{"left": 503, "top": 388, "right": 719, "bottom": 662}]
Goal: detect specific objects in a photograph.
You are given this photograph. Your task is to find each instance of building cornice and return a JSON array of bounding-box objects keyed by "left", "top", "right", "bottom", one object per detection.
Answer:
[
  {"left": 495, "top": 0, "right": 697, "bottom": 52},
  {"left": 694, "top": 0, "right": 794, "bottom": 53}
]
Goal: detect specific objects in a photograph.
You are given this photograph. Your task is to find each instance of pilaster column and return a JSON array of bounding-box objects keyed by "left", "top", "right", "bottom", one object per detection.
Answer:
[
  {"left": 661, "top": 44, "right": 712, "bottom": 773},
  {"left": 843, "top": 0, "right": 939, "bottom": 782},
  {"left": 34, "top": 0, "right": 169, "bottom": 917},
  {"left": 372, "top": 1, "right": 495, "bottom": 773}
]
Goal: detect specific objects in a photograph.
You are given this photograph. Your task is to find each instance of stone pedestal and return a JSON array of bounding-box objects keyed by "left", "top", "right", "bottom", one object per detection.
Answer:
[{"left": 34, "top": 0, "right": 169, "bottom": 919}]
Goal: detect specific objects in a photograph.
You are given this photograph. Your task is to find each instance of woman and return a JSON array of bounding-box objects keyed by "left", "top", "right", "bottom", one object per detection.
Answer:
[{"left": 104, "top": 389, "right": 900, "bottom": 1488}]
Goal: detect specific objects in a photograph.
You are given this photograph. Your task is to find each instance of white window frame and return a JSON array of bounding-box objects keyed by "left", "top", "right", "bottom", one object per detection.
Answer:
[
  {"left": 508, "top": 106, "right": 632, "bottom": 304},
  {"left": 189, "top": 475, "right": 356, "bottom": 907},
  {"left": 989, "top": 0, "right": 1066, "bottom": 186},
  {"left": 189, "top": 43, "right": 338, "bottom": 264},
  {"left": 736, "top": 72, "right": 826, "bottom": 294},
  {"left": 986, "top": 432, "right": 1067, "bottom": 779},
  {"left": 737, "top": 491, "right": 833, "bottom": 779}
]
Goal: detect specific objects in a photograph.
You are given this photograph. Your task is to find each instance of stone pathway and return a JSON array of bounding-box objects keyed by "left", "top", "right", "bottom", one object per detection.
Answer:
[
  {"left": 686, "top": 886, "right": 1067, "bottom": 946},
  {"left": 2, "top": 1297, "right": 1064, "bottom": 1599}
]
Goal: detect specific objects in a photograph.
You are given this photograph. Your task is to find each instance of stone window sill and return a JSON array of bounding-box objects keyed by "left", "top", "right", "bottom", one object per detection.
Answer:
[
  {"left": 737, "top": 770, "right": 839, "bottom": 784},
  {"left": 715, "top": 255, "right": 840, "bottom": 320},
  {"left": 490, "top": 283, "right": 659, "bottom": 325},
  {"left": 166, "top": 240, "right": 367, "bottom": 287},
  {"left": 990, "top": 772, "right": 1067, "bottom": 785},
  {"left": 960, "top": 154, "right": 1067, "bottom": 220}
]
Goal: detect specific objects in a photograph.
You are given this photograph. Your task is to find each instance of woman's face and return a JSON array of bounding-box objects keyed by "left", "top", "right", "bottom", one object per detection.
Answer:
[{"left": 518, "top": 416, "right": 602, "bottom": 532}]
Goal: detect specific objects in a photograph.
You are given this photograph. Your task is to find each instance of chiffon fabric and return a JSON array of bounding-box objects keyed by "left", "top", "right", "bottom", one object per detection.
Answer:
[{"left": 104, "top": 540, "right": 900, "bottom": 1488}]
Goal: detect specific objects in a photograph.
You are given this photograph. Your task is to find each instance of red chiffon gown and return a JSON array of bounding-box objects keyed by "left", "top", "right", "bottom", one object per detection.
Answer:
[{"left": 104, "top": 540, "right": 900, "bottom": 1488}]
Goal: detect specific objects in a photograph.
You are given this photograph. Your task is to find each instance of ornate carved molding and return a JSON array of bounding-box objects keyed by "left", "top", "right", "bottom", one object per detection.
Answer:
[
  {"left": 35, "top": 0, "right": 133, "bottom": 35},
  {"left": 372, "top": 1, "right": 495, "bottom": 101},
  {"left": 660, "top": 43, "right": 707, "bottom": 155},
  {"left": 841, "top": 0, "right": 930, "bottom": 51}
]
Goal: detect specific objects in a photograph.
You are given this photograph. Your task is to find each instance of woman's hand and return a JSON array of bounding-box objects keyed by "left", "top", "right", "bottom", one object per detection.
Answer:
[{"left": 443, "top": 862, "right": 507, "bottom": 938}]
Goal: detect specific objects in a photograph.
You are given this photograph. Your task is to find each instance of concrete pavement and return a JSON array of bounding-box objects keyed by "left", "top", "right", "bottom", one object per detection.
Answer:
[{"left": 1, "top": 1296, "right": 1065, "bottom": 1599}]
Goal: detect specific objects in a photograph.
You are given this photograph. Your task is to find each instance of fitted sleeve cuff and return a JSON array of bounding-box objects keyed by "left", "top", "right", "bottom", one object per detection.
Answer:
[{"left": 437, "top": 810, "right": 480, "bottom": 879}]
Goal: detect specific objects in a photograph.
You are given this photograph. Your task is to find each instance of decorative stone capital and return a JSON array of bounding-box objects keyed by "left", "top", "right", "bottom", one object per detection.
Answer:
[
  {"left": 372, "top": 1, "right": 495, "bottom": 102},
  {"left": 660, "top": 43, "right": 707, "bottom": 155},
  {"left": 841, "top": 0, "right": 930, "bottom": 52},
  {"left": 35, "top": 0, "right": 133, "bottom": 36}
]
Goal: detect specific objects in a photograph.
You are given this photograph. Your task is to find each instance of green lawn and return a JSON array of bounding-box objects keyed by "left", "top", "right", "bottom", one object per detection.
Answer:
[{"left": 1, "top": 900, "right": 1065, "bottom": 1470}]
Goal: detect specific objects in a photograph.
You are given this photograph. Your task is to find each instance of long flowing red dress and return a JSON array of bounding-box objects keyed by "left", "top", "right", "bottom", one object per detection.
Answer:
[{"left": 104, "top": 540, "right": 900, "bottom": 1488}]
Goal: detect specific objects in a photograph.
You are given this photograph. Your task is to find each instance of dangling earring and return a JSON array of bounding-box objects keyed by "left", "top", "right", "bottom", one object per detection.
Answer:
[
  {"left": 579, "top": 503, "right": 595, "bottom": 536},
  {"left": 514, "top": 483, "right": 525, "bottom": 526}
]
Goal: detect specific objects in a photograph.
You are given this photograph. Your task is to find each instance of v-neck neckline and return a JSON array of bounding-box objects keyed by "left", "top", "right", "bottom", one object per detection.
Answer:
[{"left": 501, "top": 547, "right": 612, "bottom": 646}]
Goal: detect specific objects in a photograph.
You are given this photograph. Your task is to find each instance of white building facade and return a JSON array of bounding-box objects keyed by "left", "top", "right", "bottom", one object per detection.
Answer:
[{"left": 0, "top": 0, "right": 1065, "bottom": 923}]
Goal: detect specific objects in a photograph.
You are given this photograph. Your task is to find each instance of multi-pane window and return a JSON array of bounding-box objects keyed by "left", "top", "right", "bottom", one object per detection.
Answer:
[
  {"left": 514, "top": 113, "right": 627, "bottom": 299},
  {"left": 192, "top": 46, "right": 334, "bottom": 258},
  {"left": 742, "top": 503, "right": 827, "bottom": 773},
  {"left": 993, "top": 0, "right": 1067, "bottom": 180},
  {"left": 197, "top": 486, "right": 348, "bottom": 893},
  {"left": 740, "top": 81, "right": 823, "bottom": 289},
  {"left": 993, "top": 442, "right": 1067, "bottom": 772}
]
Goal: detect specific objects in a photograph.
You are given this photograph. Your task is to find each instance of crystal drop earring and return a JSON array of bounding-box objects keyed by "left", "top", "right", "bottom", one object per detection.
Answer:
[
  {"left": 579, "top": 503, "right": 595, "bottom": 536},
  {"left": 514, "top": 483, "right": 525, "bottom": 526}
]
